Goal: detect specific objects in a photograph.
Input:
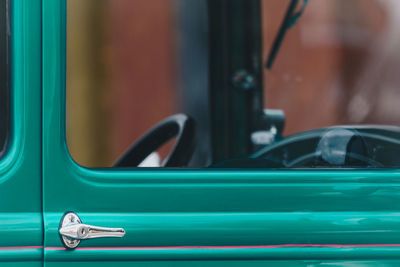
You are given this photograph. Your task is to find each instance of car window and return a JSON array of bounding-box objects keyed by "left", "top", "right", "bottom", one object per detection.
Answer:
[
  {"left": 67, "top": 0, "right": 400, "bottom": 169},
  {"left": 66, "top": 0, "right": 210, "bottom": 168},
  {"left": 263, "top": 0, "right": 397, "bottom": 134},
  {"left": 0, "top": 0, "right": 10, "bottom": 158},
  {"left": 260, "top": 0, "right": 400, "bottom": 168}
]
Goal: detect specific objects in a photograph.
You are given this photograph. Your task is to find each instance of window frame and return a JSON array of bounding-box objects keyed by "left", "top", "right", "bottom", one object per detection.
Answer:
[{"left": 0, "top": 0, "right": 10, "bottom": 158}]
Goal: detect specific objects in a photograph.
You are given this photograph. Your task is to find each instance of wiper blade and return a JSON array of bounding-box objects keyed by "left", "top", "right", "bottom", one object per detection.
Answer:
[{"left": 266, "top": 0, "right": 309, "bottom": 69}]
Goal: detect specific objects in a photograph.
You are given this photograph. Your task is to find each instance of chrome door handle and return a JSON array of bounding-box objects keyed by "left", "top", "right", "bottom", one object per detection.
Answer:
[{"left": 59, "top": 212, "right": 126, "bottom": 249}]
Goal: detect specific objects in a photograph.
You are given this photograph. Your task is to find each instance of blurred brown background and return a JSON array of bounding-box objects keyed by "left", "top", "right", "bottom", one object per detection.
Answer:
[
  {"left": 67, "top": 0, "right": 178, "bottom": 167},
  {"left": 67, "top": 0, "right": 400, "bottom": 167}
]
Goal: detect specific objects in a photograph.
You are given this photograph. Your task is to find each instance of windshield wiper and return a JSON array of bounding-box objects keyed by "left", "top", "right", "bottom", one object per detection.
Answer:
[{"left": 266, "top": 0, "right": 309, "bottom": 69}]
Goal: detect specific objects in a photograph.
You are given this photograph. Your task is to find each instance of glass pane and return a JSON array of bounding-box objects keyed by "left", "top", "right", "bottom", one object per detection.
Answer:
[
  {"left": 260, "top": 0, "right": 400, "bottom": 168},
  {"left": 0, "top": 0, "right": 10, "bottom": 158},
  {"left": 67, "top": 0, "right": 400, "bottom": 169},
  {"left": 66, "top": 0, "right": 210, "bottom": 168},
  {"left": 263, "top": 0, "right": 398, "bottom": 134}
]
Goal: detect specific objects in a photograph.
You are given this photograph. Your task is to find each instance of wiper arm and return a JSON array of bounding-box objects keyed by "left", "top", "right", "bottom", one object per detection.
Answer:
[{"left": 266, "top": 0, "right": 309, "bottom": 70}]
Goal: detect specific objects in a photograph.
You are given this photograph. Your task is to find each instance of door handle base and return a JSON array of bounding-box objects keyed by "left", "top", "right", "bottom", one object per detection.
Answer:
[
  {"left": 59, "top": 212, "right": 126, "bottom": 249},
  {"left": 59, "top": 212, "right": 83, "bottom": 249}
]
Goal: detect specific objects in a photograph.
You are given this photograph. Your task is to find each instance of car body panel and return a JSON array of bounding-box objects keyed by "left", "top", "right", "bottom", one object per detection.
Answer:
[
  {"left": 0, "top": 0, "right": 42, "bottom": 265},
  {"left": 40, "top": 261, "right": 400, "bottom": 267},
  {"left": 0, "top": 263, "right": 41, "bottom": 267},
  {"left": 42, "top": 0, "right": 400, "bottom": 266}
]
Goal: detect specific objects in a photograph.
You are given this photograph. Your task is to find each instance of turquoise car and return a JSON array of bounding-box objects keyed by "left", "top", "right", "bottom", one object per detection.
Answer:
[{"left": 3, "top": 0, "right": 400, "bottom": 266}]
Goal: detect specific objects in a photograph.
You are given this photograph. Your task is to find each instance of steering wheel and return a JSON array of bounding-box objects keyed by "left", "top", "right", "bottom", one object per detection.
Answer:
[
  {"left": 251, "top": 126, "right": 400, "bottom": 168},
  {"left": 282, "top": 151, "right": 384, "bottom": 168},
  {"left": 113, "top": 114, "right": 196, "bottom": 168},
  {"left": 212, "top": 126, "right": 400, "bottom": 168}
]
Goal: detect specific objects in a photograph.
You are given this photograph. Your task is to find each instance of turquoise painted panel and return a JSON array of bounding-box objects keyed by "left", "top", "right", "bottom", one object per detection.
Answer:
[
  {"left": 44, "top": 212, "right": 400, "bottom": 248},
  {"left": 43, "top": 171, "right": 400, "bottom": 212},
  {"left": 42, "top": 0, "right": 400, "bottom": 264},
  {"left": 44, "top": 260, "right": 400, "bottom": 267},
  {"left": 0, "top": 249, "right": 42, "bottom": 262},
  {"left": 0, "top": 263, "right": 42, "bottom": 267},
  {"left": 0, "top": 213, "right": 42, "bottom": 247},
  {"left": 43, "top": 246, "right": 400, "bottom": 261},
  {"left": 0, "top": 0, "right": 41, "bottom": 212},
  {"left": 0, "top": 0, "right": 43, "bottom": 264}
]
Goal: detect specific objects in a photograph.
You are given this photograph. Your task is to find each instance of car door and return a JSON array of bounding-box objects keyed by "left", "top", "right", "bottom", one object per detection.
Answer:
[
  {"left": 43, "top": 0, "right": 400, "bottom": 266},
  {"left": 0, "top": 0, "right": 43, "bottom": 266}
]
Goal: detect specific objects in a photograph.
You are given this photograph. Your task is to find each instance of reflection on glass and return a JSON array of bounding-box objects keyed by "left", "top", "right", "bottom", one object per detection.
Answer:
[{"left": 67, "top": 0, "right": 400, "bottom": 169}]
